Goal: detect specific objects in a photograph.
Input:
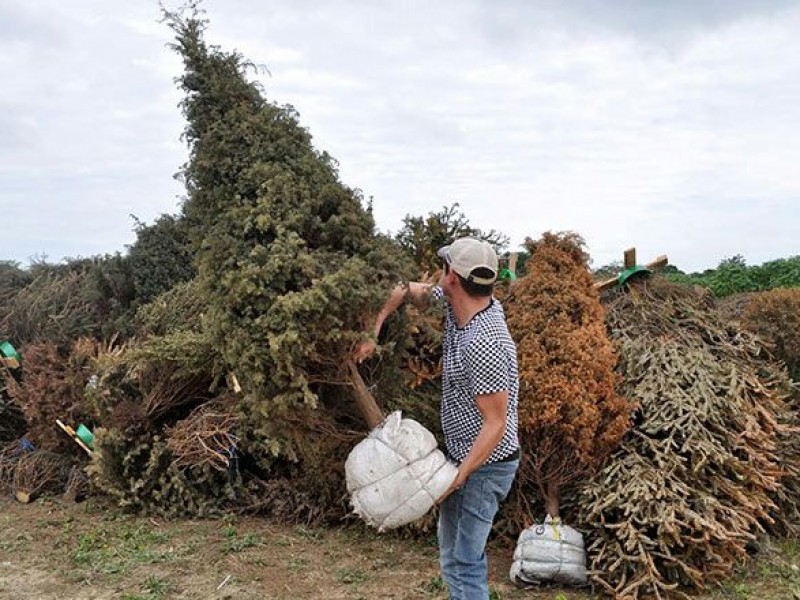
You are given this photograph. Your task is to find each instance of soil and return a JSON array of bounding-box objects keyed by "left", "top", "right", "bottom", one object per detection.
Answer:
[{"left": 0, "top": 497, "right": 797, "bottom": 599}]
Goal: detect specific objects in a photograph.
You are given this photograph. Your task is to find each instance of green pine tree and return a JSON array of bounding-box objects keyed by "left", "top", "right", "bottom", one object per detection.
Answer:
[{"left": 165, "top": 6, "right": 410, "bottom": 467}]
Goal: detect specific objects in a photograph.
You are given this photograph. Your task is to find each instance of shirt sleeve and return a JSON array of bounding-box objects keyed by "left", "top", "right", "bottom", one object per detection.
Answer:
[
  {"left": 431, "top": 285, "right": 445, "bottom": 303},
  {"left": 463, "top": 335, "right": 510, "bottom": 397}
]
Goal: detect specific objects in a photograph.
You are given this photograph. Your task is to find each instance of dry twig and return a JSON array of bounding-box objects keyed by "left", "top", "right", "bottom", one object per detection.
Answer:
[{"left": 166, "top": 399, "right": 238, "bottom": 471}]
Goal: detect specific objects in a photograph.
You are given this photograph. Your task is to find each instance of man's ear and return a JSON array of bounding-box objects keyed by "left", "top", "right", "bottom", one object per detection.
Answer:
[{"left": 446, "top": 269, "right": 460, "bottom": 288}]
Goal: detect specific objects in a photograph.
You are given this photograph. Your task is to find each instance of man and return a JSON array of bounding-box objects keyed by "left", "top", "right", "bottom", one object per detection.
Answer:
[{"left": 354, "top": 237, "right": 520, "bottom": 600}]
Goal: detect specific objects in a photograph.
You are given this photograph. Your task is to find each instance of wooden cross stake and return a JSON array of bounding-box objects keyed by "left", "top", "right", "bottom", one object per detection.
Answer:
[{"left": 595, "top": 247, "right": 668, "bottom": 292}]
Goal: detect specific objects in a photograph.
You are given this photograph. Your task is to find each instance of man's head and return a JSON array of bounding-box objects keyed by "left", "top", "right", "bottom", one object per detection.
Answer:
[{"left": 437, "top": 237, "right": 498, "bottom": 298}]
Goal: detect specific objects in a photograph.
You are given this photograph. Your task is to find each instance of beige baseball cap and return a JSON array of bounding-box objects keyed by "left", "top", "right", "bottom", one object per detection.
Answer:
[{"left": 437, "top": 237, "right": 499, "bottom": 285}]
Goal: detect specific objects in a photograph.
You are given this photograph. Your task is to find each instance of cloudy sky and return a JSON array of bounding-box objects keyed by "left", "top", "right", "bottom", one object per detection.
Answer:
[{"left": 2, "top": 0, "right": 798, "bottom": 272}]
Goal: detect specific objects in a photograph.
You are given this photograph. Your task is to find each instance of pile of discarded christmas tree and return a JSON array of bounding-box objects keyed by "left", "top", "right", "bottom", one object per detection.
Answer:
[
  {"left": 2, "top": 8, "right": 800, "bottom": 600},
  {"left": 0, "top": 6, "right": 415, "bottom": 519}
]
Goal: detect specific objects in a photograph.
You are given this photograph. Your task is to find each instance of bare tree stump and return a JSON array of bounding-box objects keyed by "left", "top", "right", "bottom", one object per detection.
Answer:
[{"left": 347, "top": 361, "right": 384, "bottom": 430}]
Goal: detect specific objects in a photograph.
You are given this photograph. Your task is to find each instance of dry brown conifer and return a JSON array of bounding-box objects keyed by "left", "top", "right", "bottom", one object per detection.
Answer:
[
  {"left": 740, "top": 287, "right": 800, "bottom": 378},
  {"left": 504, "top": 232, "right": 630, "bottom": 521}
]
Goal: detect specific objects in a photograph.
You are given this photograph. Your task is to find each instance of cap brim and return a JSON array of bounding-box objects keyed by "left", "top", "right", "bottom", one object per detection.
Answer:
[{"left": 436, "top": 246, "right": 450, "bottom": 259}]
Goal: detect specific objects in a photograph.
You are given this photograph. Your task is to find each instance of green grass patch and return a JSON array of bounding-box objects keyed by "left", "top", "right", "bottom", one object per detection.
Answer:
[
  {"left": 337, "top": 567, "right": 368, "bottom": 584},
  {"left": 72, "top": 524, "right": 171, "bottom": 575},
  {"left": 223, "top": 525, "right": 261, "bottom": 553},
  {"left": 121, "top": 574, "right": 171, "bottom": 600},
  {"left": 423, "top": 575, "right": 447, "bottom": 593}
]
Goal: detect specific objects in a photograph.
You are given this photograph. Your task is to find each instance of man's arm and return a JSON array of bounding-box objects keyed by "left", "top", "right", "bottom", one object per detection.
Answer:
[
  {"left": 436, "top": 390, "right": 508, "bottom": 503},
  {"left": 353, "top": 282, "right": 433, "bottom": 363}
]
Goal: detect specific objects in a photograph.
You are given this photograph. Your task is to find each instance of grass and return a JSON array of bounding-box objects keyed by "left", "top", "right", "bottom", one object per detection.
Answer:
[
  {"left": 7, "top": 497, "right": 800, "bottom": 600},
  {"left": 706, "top": 538, "right": 800, "bottom": 600},
  {"left": 0, "top": 531, "right": 31, "bottom": 553},
  {"left": 71, "top": 523, "right": 171, "bottom": 575},
  {"left": 288, "top": 556, "right": 310, "bottom": 571},
  {"left": 294, "top": 524, "right": 324, "bottom": 541},
  {"left": 337, "top": 567, "right": 368, "bottom": 584},
  {"left": 222, "top": 524, "right": 262, "bottom": 553},
  {"left": 423, "top": 575, "right": 447, "bottom": 593},
  {"left": 121, "top": 575, "right": 171, "bottom": 600}
]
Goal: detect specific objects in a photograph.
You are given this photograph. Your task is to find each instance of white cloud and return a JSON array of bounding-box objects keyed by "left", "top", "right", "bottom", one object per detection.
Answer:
[{"left": 0, "top": 0, "right": 798, "bottom": 271}]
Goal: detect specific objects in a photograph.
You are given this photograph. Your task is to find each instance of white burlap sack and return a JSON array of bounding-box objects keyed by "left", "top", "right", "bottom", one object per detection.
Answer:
[
  {"left": 345, "top": 410, "right": 457, "bottom": 532},
  {"left": 509, "top": 515, "right": 587, "bottom": 587}
]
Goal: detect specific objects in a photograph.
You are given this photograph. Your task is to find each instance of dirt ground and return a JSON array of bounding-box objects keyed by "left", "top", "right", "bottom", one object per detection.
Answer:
[{"left": 1, "top": 497, "right": 798, "bottom": 600}]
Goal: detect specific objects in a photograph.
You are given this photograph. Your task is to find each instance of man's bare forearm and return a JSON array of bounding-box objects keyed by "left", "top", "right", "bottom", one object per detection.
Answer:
[
  {"left": 373, "top": 282, "right": 433, "bottom": 337},
  {"left": 456, "top": 419, "right": 506, "bottom": 480},
  {"left": 372, "top": 284, "right": 408, "bottom": 337},
  {"left": 457, "top": 391, "right": 509, "bottom": 480}
]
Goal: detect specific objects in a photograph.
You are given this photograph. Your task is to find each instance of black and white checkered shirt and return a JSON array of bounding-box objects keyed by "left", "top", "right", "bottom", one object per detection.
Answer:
[{"left": 433, "top": 286, "right": 519, "bottom": 464}]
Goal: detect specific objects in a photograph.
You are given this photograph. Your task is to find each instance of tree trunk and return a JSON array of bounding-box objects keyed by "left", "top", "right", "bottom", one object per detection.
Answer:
[
  {"left": 347, "top": 361, "right": 384, "bottom": 430},
  {"left": 545, "top": 480, "right": 560, "bottom": 519}
]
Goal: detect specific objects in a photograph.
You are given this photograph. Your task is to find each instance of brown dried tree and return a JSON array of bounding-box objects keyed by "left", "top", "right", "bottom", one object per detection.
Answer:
[
  {"left": 578, "top": 278, "right": 799, "bottom": 598},
  {"left": 7, "top": 341, "right": 91, "bottom": 453},
  {"left": 740, "top": 288, "right": 800, "bottom": 379},
  {"left": 504, "top": 232, "right": 631, "bottom": 520}
]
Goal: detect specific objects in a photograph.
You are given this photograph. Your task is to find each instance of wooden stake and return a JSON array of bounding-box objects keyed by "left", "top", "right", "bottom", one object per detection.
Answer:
[
  {"left": 2, "top": 356, "right": 20, "bottom": 369},
  {"left": 56, "top": 419, "right": 94, "bottom": 457},
  {"left": 624, "top": 248, "right": 637, "bottom": 269},
  {"left": 227, "top": 372, "right": 242, "bottom": 394},
  {"left": 508, "top": 252, "right": 519, "bottom": 275},
  {"left": 595, "top": 254, "right": 669, "bottom": 292}
]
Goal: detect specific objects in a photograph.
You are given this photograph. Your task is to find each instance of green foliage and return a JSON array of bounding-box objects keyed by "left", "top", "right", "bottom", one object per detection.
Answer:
[
  {"left": 0, "top": 260, "right": 31, "bottom": 287},
  {"left": 128, "top": 214, "right": 195, "bottom": 305},
  {"left": 666, "top": 255, "right": 800, "bottom": 297},
  {"left": 71, "top": 522, "right": 171, "bottom": 576},
  {"left": 423, "top": 575, "right": 447, "bottom": 593},
  {"left": 223, "top": 525, "right": 261, "bottom": 553},
  {"left": 511, "top": 249, "right": 531, "bottom": 277},
  {"left": 0, "top": 261, "right": 100, "bottom": 345},
  {"left": 756, "top": 256, "right": 800, "bottom": 289},
  {"left": 707, "top": 255, "right": 759, "bottom": 296},
  {"left": 164, "top": 6, "right": 411, "bottom": 466},
  {"left": 88, "top": 428, "right": 236, "bottom": 517},
  {"left": 1, "top": 213, "right": 194, "bottom": 346},
  {"left": 592, "top": 260, "right": 623, "bottom": 282},
  {"left": 0, "top": 261, "right": 32, "bottom": 331},
  {"left": 130, "top": 326, "right": 221, "bottom": 383},
  {"left": 86, "top": 253, "right": 138, "bottom": 338},
  {"left": 0, "top": 255, "right": 139, "bottom": 345},
  {"left": 134, "top": 279, "right": 207, "bottom": 338},
  {"left": 396, "top": 203, "right": 509, "bottom": 275}
]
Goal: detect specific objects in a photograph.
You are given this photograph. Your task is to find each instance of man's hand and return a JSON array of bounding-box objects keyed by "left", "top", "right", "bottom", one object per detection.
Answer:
[
  {"left": 436, "top": 469, "right": 465, "bottom": 505},
  {"left": 353, "top": 340, "right": 377, "bottom": 364},
  {"left": 354, "top": 282, "right": 432, "bottom": 365}
]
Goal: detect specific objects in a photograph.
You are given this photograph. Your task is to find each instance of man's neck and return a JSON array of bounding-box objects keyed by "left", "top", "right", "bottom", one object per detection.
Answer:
[{"left": 451, "top": 294, "right": 492, "bottom": 329}]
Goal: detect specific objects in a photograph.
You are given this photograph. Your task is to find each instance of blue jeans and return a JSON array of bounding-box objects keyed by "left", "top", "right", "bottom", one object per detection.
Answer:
[{"left": 438, "top": 458, "right": 519, "bottom": 600}]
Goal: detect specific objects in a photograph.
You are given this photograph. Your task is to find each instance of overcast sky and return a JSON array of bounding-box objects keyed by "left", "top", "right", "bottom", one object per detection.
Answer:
[{"left": 2, "top": 0, "right": 799, "bottom": 272}]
